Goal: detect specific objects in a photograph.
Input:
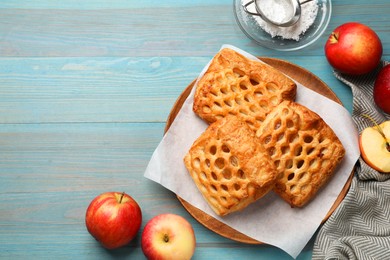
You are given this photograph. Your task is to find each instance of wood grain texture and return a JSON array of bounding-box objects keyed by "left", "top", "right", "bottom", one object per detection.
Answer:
[
  {"left": 0, "top": 57, "right": 205, "bottom": 123},
  {"left": 0, "top": 0, "right": 389, "bottom": 259},
  {"left": 0, "top": 56, "right": 353, "bottom": 124},
  {"left": 0, "top": 2, "right": 389, "bottom": 57}
]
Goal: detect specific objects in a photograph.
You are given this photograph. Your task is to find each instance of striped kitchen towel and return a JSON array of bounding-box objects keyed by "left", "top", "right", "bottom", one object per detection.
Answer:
[{"left": 312, "top": 61, "right": 390, "bottom": 260}]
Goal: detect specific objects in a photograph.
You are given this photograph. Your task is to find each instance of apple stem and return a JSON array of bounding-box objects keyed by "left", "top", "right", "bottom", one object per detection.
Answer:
[
  {"left": 362, "top": 114, "right": 390, "bottom": 152},
  {"left": 163, "top": 234, "right": 169, "bottom": 243},
  {"left": 332, "top": 32, "right": 338, "bottom": 40},
  {"left": 119, "top": 192, "right": 125, "bottom": 203},
  {"left": 330, "top": 32, "right": 339, "bottom": 44}
]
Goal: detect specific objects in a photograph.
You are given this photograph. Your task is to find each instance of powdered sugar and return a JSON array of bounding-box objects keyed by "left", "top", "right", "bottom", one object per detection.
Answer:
[
  {"left": 257, "top": 0, "right": 295, "bottom": 23},
  {"left": 242, "top": 0, "right": 319, "bottom": 41}
]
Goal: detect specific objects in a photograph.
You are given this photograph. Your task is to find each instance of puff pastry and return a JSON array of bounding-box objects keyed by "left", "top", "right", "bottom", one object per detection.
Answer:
[
  {"left": 256, "top": 101, "right": 346, "bottom": 207},
  {"left": 184, "top": 115, "right": 277, "bottom": 216},
  {"left": 193, "top": 48, "right": 297, "bottom": 131}
]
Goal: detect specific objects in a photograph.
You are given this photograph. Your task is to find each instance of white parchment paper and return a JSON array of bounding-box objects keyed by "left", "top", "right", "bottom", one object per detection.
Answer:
[{"left": 144, "top": 45, "right": 360, "bottom": 258}]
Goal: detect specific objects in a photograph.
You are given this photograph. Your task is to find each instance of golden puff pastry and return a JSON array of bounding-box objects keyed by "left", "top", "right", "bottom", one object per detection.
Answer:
[
  {"left": 184, "top": 115, "right": 277, "bottom": 216},
  {"left": 193, "top": 48, "right": 297, "bottom": 131},
  {"left": 256, "top": 100, "right": 345, "bottom": 207}
]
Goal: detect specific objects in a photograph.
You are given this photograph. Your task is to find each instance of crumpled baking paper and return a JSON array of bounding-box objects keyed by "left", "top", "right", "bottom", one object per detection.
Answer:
[{"left": 144, "top": 45, "right": 360, "bottom": 258}]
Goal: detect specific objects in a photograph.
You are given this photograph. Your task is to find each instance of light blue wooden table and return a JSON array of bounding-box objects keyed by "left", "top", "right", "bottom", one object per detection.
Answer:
[{"left": 1, "top": 1, "right": 389, "bottom": 259}]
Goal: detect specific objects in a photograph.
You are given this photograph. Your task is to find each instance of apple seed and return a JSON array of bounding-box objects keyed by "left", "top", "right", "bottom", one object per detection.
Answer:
[{"left": 363, "top": 114, "right": 390, "bottom": 152}]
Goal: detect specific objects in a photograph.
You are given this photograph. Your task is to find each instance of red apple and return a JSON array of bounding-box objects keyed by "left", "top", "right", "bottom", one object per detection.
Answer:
[
  {"left": 85, "top": 192, "right": 142, "bottom": 249},
  {"left": 374, "top": 64, "right": 390, "bottom": 114},
  {"left": 324, "top": 22, "right": 382, "bottom": 75},
  {"left": 141, "top": 213, "right": 196, "bottom": 260},
  {"left": 359, "top": 121, "right": 390, "bottom": 173}
]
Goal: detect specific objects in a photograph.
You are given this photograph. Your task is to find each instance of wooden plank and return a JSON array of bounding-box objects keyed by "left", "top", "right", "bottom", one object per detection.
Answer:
[
  {"left": 0, "top": 3, "right": 389, "bottom": 58},
  {"left": 0, "top": 0, "right": 229, "bottom": 9},
  {"left": 0, "top": 0, "right": 389, "bottom": 9},
  {"left": 0, "top": 57, "right": 206, "bottom": 123},
  {"left": 0, "top": 122, "right": 160, "bottom": 190},
  {"left": 0, "top": 6, "right": 244, "bottom": 57},
  {"left": 0, "top": 55, "right": 356, "bottom": 124}
]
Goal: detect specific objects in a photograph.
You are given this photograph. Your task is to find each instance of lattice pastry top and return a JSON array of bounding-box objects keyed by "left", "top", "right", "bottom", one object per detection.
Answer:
[
  {"left": 256, "top": 101, "right": 346, "bottom": 207},
  {"left": 184, "top": 115, "right": 277, "bottom": 216},
  {"left": 193, "top": 48, "right": 297, "bottom": 130}
]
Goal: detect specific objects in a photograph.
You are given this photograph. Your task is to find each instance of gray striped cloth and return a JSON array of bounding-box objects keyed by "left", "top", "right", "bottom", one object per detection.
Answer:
[{"left": 313, "top": 61, "right": 390, "bottom": 260}]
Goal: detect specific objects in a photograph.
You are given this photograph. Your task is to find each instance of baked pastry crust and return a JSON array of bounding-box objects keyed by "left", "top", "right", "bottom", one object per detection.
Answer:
[
  {"left": 193, "top": 48, "right": 297, "bottom": 130},
  {"left": 184, "top": 115, "right": 277, "bottom": 216},
  {"left": 256, "top": 101, "right": 346, "bottom": 207}
]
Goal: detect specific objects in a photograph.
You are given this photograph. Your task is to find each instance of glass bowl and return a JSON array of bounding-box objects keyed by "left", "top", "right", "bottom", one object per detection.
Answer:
[{"left": 233, "top": 0, "right": 332, "bottom": 51}]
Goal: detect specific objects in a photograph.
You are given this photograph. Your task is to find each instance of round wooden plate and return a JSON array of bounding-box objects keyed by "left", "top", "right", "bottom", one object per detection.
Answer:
[{"left": 164, "top": 57, "right": 354, "bottom": 244}]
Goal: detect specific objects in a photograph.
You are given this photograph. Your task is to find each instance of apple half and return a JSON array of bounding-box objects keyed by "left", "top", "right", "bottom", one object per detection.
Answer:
[{"left": 359, "top": 121, "right": 390, "bottom": 173}]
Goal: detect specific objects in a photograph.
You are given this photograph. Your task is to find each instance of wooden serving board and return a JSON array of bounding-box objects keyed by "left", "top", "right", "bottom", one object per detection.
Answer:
[{"left": 164, "top": 57, "right": 354, "bottom": 244}]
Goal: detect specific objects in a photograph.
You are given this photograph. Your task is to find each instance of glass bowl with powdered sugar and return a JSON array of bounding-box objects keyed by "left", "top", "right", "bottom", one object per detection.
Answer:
[{"left": 234, "top": 0, "right": 331, "bottom": 51}]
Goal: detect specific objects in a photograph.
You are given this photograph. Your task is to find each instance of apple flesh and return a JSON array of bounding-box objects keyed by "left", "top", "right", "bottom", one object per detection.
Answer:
[
  {"left": 324, "top": 22, "right": 382, "bottom": 75},
  {"left": 359, "top": 121, "right": 390, "bottom": 173},
  {"left": 141, "top": 213, "right": 196, "bottom": 260},
  {"left": 374, "top": 64, "right": 390, "bottom": 114},
  {"left": 85, "top": 192, "right": 142, "bottom": 249}
]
